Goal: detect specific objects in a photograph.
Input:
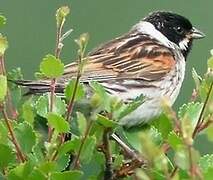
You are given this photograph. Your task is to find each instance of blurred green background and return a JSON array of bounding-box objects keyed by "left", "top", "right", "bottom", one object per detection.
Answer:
[{"left": 1, "top": 0, "right": 213, "bottom": 152}]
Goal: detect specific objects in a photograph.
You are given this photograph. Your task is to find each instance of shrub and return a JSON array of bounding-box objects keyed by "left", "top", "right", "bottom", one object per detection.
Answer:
[{"left": 0, "top": 6, "right": 213, "bottom": 180}]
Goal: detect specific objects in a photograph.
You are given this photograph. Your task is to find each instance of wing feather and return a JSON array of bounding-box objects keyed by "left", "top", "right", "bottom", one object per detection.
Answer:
[{"left": 61, "top": 33, "right": 175, "bottom": 84}]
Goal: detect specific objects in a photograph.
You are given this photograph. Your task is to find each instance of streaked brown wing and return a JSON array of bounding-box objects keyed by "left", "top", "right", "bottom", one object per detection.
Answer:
[
  {"left": 62, "top": 34, "right": 175, "bottom": 84},
  {"left": 16, "top": 34, "right": 176, "bottom": 95}
]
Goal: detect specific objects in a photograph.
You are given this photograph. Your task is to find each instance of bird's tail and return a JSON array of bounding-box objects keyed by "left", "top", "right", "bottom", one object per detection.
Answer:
[{"left": 13, "top": 80, "right": 64, "bottom": 95}]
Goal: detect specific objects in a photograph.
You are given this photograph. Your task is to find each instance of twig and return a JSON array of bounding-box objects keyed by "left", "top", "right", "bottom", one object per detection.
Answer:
[
  {"left": 0, "top": 55, "right": 17, "bottom": 119},
  {"left": 6, "top": 90, "right": 18, "bottom": 119},
  {"left": 170, "top": 166, "right": 178, "bottom": 179},
  {"left": 48, "top": 78, "right": 56, "bottom": 142},
  {"left": 190, "top": 89, "right": 198, "bottom": 102},
  {"left": 48, "top": 17, "right": 64, "bottom": 142},
  {"left": 73, "top": 120, "right": 93, "bottom": 169},
  {"left": 188, "top": 145, "right": 195, "bottom": 179},
  {"left": 111, "top": 133, "right": 139, "bottom": 159},
  {"left": 1, "top": 53, "right": 24, "bottom": 162},
  {"left": 188, "top": 145, "right": 203, "bottom": 180},
  {"left": 162, "top": 142, "right": 170, "bottom": 153},
  {"left": 50, "top": 33, "right": 87, "bottom": 161},
  {"left": 0, "top": 55, "right": 6, "bottom": 75},
  {"left": 66, "top": 71, "right": 81, "bottom": 122},
  {"left": 111, "top": 133, "right": 147, "bottom": 178},
  {"left": 103, "top": 128, "right": 113, "bottom": 180},
  {"left": 50, "top": 56, "right": 85, "bottom": 161},
  {"left": 192, "top": 81, "right": 213, "bottom": 138},
  {"left": 197, "top": 118, "right": 213, "bottom": 134},
  {"left": 54, "top": 19, "right": 64, "bottom": 58},
  {"left": 1, "top": 106, "right": 26, "bottom": 162},
  {"left": 50, "top": 134, "right": 64, "bottom": 161}
]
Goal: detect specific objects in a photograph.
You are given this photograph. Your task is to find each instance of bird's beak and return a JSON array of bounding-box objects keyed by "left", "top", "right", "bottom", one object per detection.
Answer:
[{"left": 191, "top": 27, "right": 205, "bottom": 39}]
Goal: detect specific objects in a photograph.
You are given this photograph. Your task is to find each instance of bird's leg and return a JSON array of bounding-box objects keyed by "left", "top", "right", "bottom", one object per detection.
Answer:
[
  {"left": 111, "top": 133, "right": 147, "bottom": 179},
  {"left": 111, "top": 134, "right": 147, "bottom": 165},
  {"left": 111, "top": 133, "right": 138, "bottom": 159}
]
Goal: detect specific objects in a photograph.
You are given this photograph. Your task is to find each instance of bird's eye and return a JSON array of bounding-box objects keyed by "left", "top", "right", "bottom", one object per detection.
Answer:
[{"left": 174, "top": 26, "right": 184, "bottom": 34}]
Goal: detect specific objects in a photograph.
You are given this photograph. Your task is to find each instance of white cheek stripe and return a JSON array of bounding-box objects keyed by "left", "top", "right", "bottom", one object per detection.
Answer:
[
  {"left": 132, "top": 21, "right": 176, "bottom": 49},
  {"left": 179, "top": 38, "right": 189, "bottom": 51}
]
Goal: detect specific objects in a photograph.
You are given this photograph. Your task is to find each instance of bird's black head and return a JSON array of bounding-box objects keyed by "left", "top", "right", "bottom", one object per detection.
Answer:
[{"left": 143, "top": 11, "right": 205, "bottom": 57}]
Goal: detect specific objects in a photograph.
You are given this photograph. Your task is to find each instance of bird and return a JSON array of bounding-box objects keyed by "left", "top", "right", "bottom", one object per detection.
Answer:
[{"left": 16, "top": 11, "right": 205, "bottom": 128}]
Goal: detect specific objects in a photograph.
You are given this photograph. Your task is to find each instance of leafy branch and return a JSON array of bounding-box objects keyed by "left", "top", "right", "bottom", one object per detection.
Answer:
[
  {"left": 0, "top": 6, "right": 213, "bottom": 180},
  {"left": 48, "top": 6, "right": 70, "bottom": 142},
  {"left": 0, "top": 33, "right": 25, "bottom": 163}
]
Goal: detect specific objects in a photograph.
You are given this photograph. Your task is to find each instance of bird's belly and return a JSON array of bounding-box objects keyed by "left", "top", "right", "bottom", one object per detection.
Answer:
[{"left": 112, "top": 59, "right": 186, "bottom": 127}]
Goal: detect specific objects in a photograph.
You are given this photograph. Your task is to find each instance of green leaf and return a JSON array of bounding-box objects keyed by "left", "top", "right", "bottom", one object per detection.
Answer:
[
  {"left": 34, "top": 72, "right": 46, "bottom": 79},
  {"left": 208, "top": 56, "right": 213, "bottom": 69},
  {"left": 152, "top": 114, "right": 172, "bottom": 139},
  {"left": 206, "top": 124, "right": 213, "bottom": 141},
  {"left": 154, "top": 154, "right": 168, "bottom": 171},
  {"left": 0, "top": 15, "right": 6, "bottom": 27},
  {"left": 47, "top": 113, "right": 70, "bottom": 133},
  {"left": 0, "top": 35, "right": 8, "bottom": 55},
  {"left": 77, "top": 112, "right": 87, "bottom": 135},
  {"left": 0, "top": 121, "right": 8, "bottom": 144},
  {"left": 7, "top": 68, "right": 23, "bottom": 107},
  {"left": 192, "top": 68, "right": 202, "bottom": 90},
  {"left": 199, "top": 79, "right": 209, "bottom": 101},
  {"left": 27, "top": 169, "right": 46, "bottom": 180},
  {"left": 167, "top": 132, "right": 183, "bottom": 150},
  {"left": 174, "top": 148, "right": 189, "bottom": 170},
  {"left": 178, "top": 102, "right": 203, "bottom": 144},
  {"left": 136, "top": 169, "right": 151, "bottom": 180},
  {"left": 38, "top": 161, "right": 57, "bottom": 175},
  {"left": 8, "top": 161, "right": 34, "bottom": 180},
  {"left": 139, "top": 128, "right": 163, "bottom": 161},
  {"left": 0, "top": 173, "right": 4, "bottom": 180},
  {"left": 0, "top": 144, "right": 15, "bottom": 169},
  {"left": 123, "top": 129, "right": 142, "bottom": 153},
  {"left": 32, "top": 142, "right": 44, "bottom": 163},
  {"left": 50, "top": 171, "right": 83, "bottom": 180},
  {"left": 174, "top": 147, "right": 200, "bottom": 170},
  {"left": 117, "top": 94, "right": 145, "bottom": 120},
  {"left": 96, "top": 114, "right": 117, "bottom": 128},
  {"left": 203, "top": 167, "right": 213, "bottom": 180},
  {"left": 22, "top": 99, "right": 34, "bottom": 125},
  {"left": 181, "top": 117, "right": 193, "bottom": 145},
  {"left": 80, "top": 136, "right": 96, "bottom": 164},
  {"left": 40, "top": 54, "right": 64, "bottom": 78},
  {"left": 90, "top": 94, "right": 102, "bottom": 109},
  {"left": 65, "top": 80, "right": 85, "bottom": 101},
  {"left": 80, "top": 152, "right": 104, "bottom": 179},
  {"left": 56, "top": 154, "right": 70, "bottom": 171},
  {"left": 90, "top": 81, "right": 110, "bottom": 111},
  {"left": 35, "top": 96, "right": 48, "bottom": 117},
  {"left": 199, "top": 154, "right": 213, "bottom": 172},
  {"left": 7, "top": 68, "right": 23, "bottom": 82},
  {"left": 35, "top": 94, "right": 66, "bottom": 118},
  {"left": 178, "top": 102, "right": 203, "bottom": 128},
  {"left": 14, "top": 122, "right": 36, "bottom": 154},
  {"left": 58, "top": 137, "right": 81, "bottom": 156},
  {"left": 0, "top": 75, "right": 7, "bottom": 101}
]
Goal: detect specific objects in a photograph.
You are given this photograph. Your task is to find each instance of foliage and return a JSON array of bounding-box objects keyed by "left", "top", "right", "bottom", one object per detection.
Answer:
[{"left": 0, "top": 6, "right": 212, "bottom": 180}]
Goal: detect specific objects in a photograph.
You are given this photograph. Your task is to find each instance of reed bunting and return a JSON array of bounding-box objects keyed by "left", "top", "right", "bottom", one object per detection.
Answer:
[{"left": 17, "top": 11, "right": 205, "bottom": 127}]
